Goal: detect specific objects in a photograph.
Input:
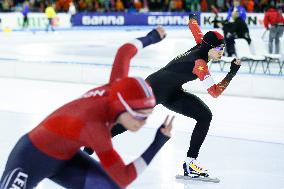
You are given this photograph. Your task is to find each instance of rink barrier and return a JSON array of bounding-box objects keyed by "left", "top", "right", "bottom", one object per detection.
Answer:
[
  {"left": 1, "top": 12, "right": 283, "bottom": 30},
  {"left": 0, "top": 57, "right": 284, "bottom": 100}
]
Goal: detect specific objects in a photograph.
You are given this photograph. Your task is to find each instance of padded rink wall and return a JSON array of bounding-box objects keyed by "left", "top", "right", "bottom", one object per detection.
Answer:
[
  {"left": 0, "top": 12, "right": 284, "bottom": 100},
  {"left": 1, "top": 58, "right": 284, "bottom": 100}
]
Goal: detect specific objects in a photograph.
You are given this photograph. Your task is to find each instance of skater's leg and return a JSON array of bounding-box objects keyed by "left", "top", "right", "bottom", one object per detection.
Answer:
[
  {"left": 162, "top": 89, "right": 212, "bottom": 159},
  {"left": 275, "top": 26, "right": 282, "bottom": 54},
  {"left": 50, "top": 151, "right": 121, "bottom": 189},
  {"left": 269, "top": 26, "right": 277, "bottom": 53},
  {"left": 162, "top": 90, "right": 214, "bottom": 178},
  {"left": 51, "top": 18, "right": 55, "bottom": 32},
  {"left": 0, "top": 135, "right": 65, "bottom": 189}
]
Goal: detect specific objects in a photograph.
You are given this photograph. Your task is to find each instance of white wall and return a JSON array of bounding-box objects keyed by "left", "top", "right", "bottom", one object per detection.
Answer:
[
  {"left": 1, "top": 59, "right": 284, "bottom": 100},
  {"left": 0, "top": 18, "right": 283, "bottom": 100}
]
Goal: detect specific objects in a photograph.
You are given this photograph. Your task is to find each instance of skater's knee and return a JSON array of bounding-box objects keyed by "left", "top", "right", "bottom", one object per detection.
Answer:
[{"left": 195, "top": 109, "right": 212, "bottom": 123}]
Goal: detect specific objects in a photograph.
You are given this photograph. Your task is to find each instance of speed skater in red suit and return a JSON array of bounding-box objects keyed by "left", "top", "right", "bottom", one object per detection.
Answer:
[{"left": 0, "top": 27, "right": 173, "bottom": 189}]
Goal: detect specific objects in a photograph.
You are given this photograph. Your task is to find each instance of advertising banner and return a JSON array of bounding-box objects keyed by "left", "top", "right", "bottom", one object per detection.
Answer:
[
  {"left": 1, "top": 12, "right": 279, "bottom": 29},
  {"left": 73, "top": 12, "right": 200, "bottom": 26},
  {"left": 200, "top": 13, "right": 282, "bottom": 28},
  {"left": 0, "top": 13, "right": 70, "bottom": 30}
]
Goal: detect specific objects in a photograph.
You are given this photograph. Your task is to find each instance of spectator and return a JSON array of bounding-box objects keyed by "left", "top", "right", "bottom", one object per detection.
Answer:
[
  {"left": 140, "top": 0, "right": 149, "bottom": 12},
  {"left": 211, "top": 5, "right": 223, "bottom": 28},
  {"left": 185, "top": 0, "right": 200, "bottom": 12},
  {"left": 1, "top": 0, "right": 13, "bottom": 12},
  {"left": 168, "top": 0, "right": 175, "bottom": 11},
  {"left": 206, "top": 0, "right": 214, "bottom": 11},
  {"left": 148, "top": 0, "right": 163, "bottom": 11},
  {"left": 259, "top": 0, "right": 268, "bottom": 12},
  {"left": 222, "top": 10, "right": 251, "bottom": 56},
  {"left": 56, "top": 0, "right": 70, "bottom": 12},
  {"left": 45, "top": 3, "right": 57, "bottom": 32},
  {"left": 264, "top": 5, "right": 284, "bottom": 53},
  {"left": 103, "top": 0, "right": 113, "bottom": 12},
  {"left": 200, "top": 0, "right": 208, "bottom": 12},
  {"left": 216, "top": 0, "right": 224, "bottom": 11},
  {"left": 246, "top": 0, "right": 254, "bottom": 12},
  {"left": 231, "top": 10, "right": 251, "bottom": 44},
  {"left": 115, "top": 0, "right": 124, "bottom": 11},
  {"left": 22, "top": 1, "right": 29, "bottom": 30},
  {"left": 68, "top": 1, "right": 76, "bottom": 26},
  {"left": 133, "top": 0, "right": 143, "bottom": 11},
  {"left": 174, "top": 0, "right": 183, "bottom": 11},
  {"left": 168, "top": 0, "right": 182, "bottom": 11},
  {"left": 226, "top": 0, "right": 247, "bottom": 22}
]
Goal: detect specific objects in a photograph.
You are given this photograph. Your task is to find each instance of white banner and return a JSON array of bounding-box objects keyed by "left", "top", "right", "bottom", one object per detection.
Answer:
[
  {"left": 0, "top": 13, "right": 71, "bottom": 30},
  {"left": 200, "top": 13, "right": 284, "bottom": 28}
]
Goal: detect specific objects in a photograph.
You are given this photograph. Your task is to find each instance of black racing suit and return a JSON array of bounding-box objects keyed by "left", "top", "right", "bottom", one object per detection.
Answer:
[
  {"left": 112, "top": 45, "right": 212, "bottom": 158},
  {"left": 112, "top": 43, "right": 239, "bottom": 159},
  {"left": 145, "top": 46, "right": 212, "bottom": 158}
]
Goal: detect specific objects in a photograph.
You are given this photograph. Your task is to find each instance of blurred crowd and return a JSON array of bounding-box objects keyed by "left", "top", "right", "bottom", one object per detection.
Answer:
[{"left": 0, "top": 0, "right": 283, "bottom": 13}]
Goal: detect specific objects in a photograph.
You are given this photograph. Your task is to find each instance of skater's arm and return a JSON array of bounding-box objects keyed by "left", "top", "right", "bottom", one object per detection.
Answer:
[
  {"left": 109, "top": 42, "right": 139, "bottom": 83},
  {"left": 109, "top": 27, "right": 166, "bottom": 83},
  {"left": 193, "top": 59, "right": 241, "bottom": 98},
  {"left": 95, "top": 116, "right": 173, "bottom": 188},
  {"left": 263, "top": 13, "right": 269, "bottom": 29},
  {"left": 188, "top": 18, "right": 203, "bottom": 44}
]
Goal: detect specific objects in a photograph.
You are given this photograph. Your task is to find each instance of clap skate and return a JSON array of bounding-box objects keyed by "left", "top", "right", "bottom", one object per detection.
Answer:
[{"left": 176, "top": 158, "right": 220, "bottom": 183}]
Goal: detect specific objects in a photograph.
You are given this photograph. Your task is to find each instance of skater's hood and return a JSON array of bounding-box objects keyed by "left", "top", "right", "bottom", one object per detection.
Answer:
[{"left": 108, "top": 77, "right": 156, "bottom": 121}]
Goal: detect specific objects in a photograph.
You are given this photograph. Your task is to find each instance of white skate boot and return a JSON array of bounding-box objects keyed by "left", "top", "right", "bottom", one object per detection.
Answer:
[{"left": 176, "top": 157, "right": 220, "bottom": 183}]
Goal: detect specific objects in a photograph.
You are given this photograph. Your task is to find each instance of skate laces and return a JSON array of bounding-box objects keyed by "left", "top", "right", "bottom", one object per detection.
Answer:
[{"left": 189, "top": 159, "right": 208, "bottom": 173}]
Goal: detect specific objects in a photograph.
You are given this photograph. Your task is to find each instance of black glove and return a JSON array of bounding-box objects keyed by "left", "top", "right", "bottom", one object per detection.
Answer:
[
  {"left": 188, "top": 13, "right": 198, "bottom": 21},
  {"left": 154, "top": 124, "right": 170, "bottom": 144},
  {"left": 141, "top": 124, "right": 170, "bottom": 165},
  {"left": 229, "top": 58, "right": 241, "bottom": 75},
  {"left": 146, "top": 29, "right": 164, "bottom": 44}
]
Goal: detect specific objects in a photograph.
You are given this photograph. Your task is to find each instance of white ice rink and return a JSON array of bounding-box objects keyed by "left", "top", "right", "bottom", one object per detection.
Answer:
[{"left": 0, "top": 27, "right": 284, "bottom": 189}]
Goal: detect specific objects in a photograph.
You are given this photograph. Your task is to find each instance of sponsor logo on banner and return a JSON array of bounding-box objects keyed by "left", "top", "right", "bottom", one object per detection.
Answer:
[
  {"left": 200, "top": 13, "right": 271, "bottom": 28},
  {"left": 82, "top": 16, "right": 124, "bottom": 25},
  {"left": 148, "top": 15, "right": 188, "bottom": 25}
]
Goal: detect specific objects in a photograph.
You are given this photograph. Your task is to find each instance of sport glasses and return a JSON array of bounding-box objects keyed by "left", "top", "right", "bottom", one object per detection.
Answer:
[
  {"left": 202, "top": 40, "right": 225, "bottom": 51},
  {"left": 117, "top": 93, "right": 150, "bottom": 121},
  {"left": 214, "top": 46, "right": 225, "bottom": 51}
]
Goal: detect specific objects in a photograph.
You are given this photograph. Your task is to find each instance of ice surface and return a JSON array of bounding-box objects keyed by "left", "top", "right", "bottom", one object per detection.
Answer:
[{"left": 0, "top": 28, "right": 283, "bottom": 189}]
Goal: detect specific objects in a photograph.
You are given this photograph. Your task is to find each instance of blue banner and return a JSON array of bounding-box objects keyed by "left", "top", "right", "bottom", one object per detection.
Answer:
[{"left": 72, "top": 12, "right": 200, "bottom": 26}]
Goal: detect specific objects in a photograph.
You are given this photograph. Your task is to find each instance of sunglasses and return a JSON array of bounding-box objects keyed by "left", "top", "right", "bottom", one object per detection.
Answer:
[{"left": 117, "top": 93, "right": 150, "bottom": 121}]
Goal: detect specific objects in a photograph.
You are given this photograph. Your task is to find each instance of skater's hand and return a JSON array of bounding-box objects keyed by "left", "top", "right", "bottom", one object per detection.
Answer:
[
  {"left": 232, "top": 58, "right": 241, "bottom": 66},
  {"left": 189, "top": 13, "right": 198, "bottom": 21},
  {"left": 160, "top": 115, "right": 175, "bottom": 137},
  {"left": 155, "top": 26, "right": 167, "bottom": 39},
  {"left": 229, "top": 58, "right": 241, "bottom": 74}
]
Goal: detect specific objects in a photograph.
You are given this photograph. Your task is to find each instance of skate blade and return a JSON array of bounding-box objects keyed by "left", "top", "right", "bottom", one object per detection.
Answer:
[{"left": 175, "top": 174, "right": 220, "bottom": 183}]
